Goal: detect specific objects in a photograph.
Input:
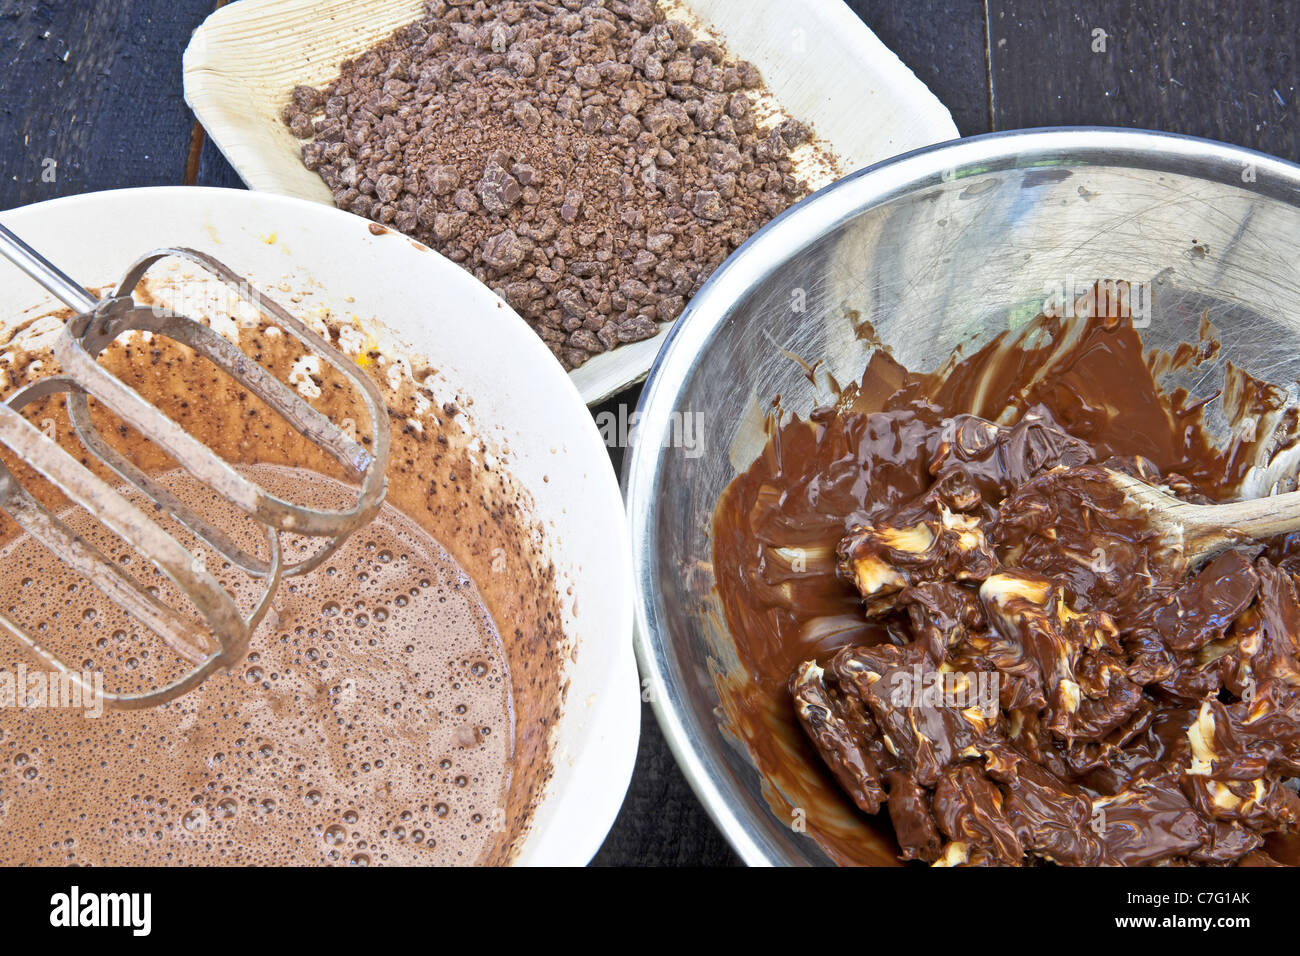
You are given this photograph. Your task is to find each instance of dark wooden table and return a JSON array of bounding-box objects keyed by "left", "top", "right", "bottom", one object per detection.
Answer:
[{"left": 1, "top": 0, "right": 1296, "bottom": 866}]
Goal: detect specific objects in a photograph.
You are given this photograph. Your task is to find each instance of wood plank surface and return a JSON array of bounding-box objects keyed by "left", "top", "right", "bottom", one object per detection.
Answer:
[
  {"left": 988, "top": 0, "right": 1300, "bottom": 161},
  {"left": 848, "top": 0, "right": 992, "bottom": 136},
  {"left": 0, "top": 0, "right": 214, "bottom": 203},
  {"left": 2, "top": 0, "right": 1298, "bottom": 867}
]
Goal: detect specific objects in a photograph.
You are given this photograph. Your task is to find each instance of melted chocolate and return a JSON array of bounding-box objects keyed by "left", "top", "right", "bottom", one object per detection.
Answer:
[{"left": 713, "top": 305, "right": 1300, "bottom": 866}]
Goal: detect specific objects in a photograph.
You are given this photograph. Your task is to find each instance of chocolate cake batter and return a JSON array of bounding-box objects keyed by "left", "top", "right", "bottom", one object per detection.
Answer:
[
  {"left": 0, "top": 283, "right": 568, "bottom": 865},
  {"left": 0, "top": 466, "right": 513, "bottom": 865},
  {"left": 713, "top": 299, "right": 1300, "bottom": 866}
]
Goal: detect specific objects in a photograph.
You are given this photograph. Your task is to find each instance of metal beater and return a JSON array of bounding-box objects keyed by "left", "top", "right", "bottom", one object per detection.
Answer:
[{"left": 0, "top": 223, "right": 389, "bottom": 708}]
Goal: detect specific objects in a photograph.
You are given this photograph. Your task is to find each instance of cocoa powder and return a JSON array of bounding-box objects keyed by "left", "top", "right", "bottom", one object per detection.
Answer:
[{"left": 283, "top": 0, "right": 826, "bottom": 370}]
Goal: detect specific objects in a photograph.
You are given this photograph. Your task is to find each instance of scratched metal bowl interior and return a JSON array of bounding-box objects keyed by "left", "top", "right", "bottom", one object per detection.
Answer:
[{"left": 626, "top": 128, "right": 1300, "bottom": 866}]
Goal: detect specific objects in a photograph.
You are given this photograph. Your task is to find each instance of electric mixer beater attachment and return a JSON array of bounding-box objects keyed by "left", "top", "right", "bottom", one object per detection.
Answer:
[{"left": 0, "top": 224, "right": 390, "bottom": 708}]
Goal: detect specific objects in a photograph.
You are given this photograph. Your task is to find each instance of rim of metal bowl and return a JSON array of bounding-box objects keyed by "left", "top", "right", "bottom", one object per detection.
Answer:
[{"left": 624, "top": 126, "right": 1300, "bottom": 866}]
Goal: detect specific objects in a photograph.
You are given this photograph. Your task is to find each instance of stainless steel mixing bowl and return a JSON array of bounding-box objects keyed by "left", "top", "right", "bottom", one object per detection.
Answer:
[{"left": 626, "top": 128, "right": 1300, "bottom": 866}]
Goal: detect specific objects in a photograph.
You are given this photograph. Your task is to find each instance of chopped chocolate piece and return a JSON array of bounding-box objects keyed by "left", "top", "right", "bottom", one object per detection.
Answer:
[
  {"left": 692, "top": 189, "right": 727, "bottom": 221},
  {"left": 791, "top": 660, "right": 888, "bottom": 815},
  {"left": 427, "top": 164, "right": 459, "bottom": 196},
  {"left": 1152, "top": 549, "right": 1259, "bottom": 651},
  {"left": 477, "top": 161, "right": 522, "bottom": 215},
  {"left": 481, "top": 229, "right": 528, "bottom": 271},
  {"left": 884, "top": 770, "right": 943, "bottom": 862}
]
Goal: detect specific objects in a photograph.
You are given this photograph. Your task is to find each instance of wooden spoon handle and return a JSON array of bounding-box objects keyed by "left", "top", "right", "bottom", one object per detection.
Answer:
[
  {"left": 1107, "top": 469, "right": 1300, "bottom": 565},
  {"left": 1178, "top": 490, "right": 1300, "bottom": 562}
]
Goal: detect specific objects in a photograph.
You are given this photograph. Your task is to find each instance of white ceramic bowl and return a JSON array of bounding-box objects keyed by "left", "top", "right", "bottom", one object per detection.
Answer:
[{"left": 0, "top": 185, "right": 639, "bottom": 865}]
